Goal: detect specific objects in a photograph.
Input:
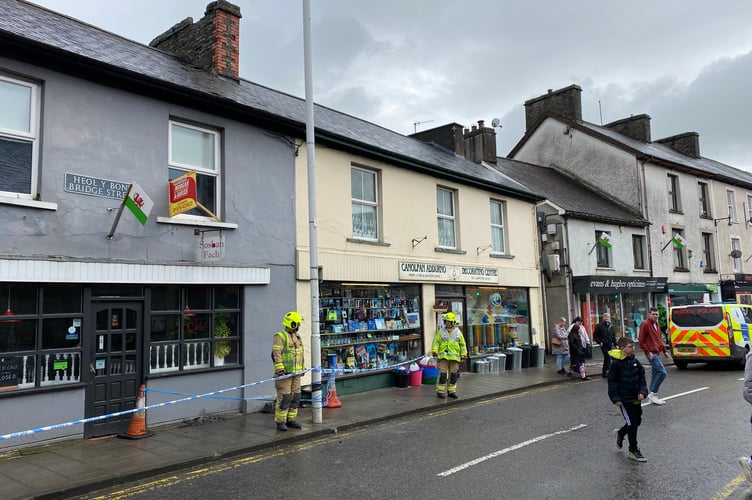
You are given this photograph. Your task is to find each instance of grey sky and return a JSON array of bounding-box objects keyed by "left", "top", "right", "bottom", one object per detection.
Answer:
[{"left": 27, "top": 0, "right": 752, "bottom": 170}]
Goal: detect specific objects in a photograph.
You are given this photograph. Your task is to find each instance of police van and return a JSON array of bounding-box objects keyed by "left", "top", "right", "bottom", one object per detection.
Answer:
[{"left": 669, "top": 303, "right": 752, "bottom": 369}]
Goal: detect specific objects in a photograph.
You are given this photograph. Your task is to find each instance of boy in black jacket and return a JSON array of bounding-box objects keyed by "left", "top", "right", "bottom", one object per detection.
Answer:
[{"left": 608, "top": 336, "right": 649, "bottom": 462}]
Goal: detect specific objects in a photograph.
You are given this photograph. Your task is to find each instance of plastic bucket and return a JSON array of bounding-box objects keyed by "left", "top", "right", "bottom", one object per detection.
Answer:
[
  {"left": 394, "top": 372, "right": 409, "bottom": 388},
  {"left": 422, "top": 366, "right": 439, "bottom": 384},
  {"left": 408, "top": 368, "right": 423, "bottom": 386}
]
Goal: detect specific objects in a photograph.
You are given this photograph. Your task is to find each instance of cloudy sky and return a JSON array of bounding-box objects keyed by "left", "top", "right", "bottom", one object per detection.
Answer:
[{"left": 27, "top": 0, "right": 752, "bottom": 171}]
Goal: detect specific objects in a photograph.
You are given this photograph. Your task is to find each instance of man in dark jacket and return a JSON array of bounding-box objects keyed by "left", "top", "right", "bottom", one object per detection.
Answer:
[
  {"left": 608, "top": 336, "right": 649, "bottom": 462},
  {"left": 593, "top": 313, "right": 616, "bottom": 378}
]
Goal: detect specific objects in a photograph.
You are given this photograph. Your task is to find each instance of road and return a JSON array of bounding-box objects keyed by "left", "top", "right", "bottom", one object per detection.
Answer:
[{"left": 75, "top": 364, "right": 752, "bottom": 500}]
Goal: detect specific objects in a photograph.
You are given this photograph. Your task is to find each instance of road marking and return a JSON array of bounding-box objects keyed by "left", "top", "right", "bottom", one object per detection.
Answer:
[
  {"left": 642, "top": 386, "right": 708, "bottom": 406},
  {"left": 711, "top": 475, "right": 746, "bottom": 500},
  {"left": 437, "top": 424, "right": 587, "bottom": 477}
]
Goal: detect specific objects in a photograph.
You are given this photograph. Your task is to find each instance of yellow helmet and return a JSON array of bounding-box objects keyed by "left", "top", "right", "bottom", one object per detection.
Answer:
[
  {"left": 442, "top": 312, "right": 457, "bottom": 324},
  {"left": 282, "top": 311, "right": 303, "bottom": 331}
]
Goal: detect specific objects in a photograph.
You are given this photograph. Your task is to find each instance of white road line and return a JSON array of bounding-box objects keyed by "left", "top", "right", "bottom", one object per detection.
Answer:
[
  {"left": 642, "top": 386, "right": 709, "bottom": 406},
  {"left": 437, "top": 424, "right": 587, "bottom": 477}
]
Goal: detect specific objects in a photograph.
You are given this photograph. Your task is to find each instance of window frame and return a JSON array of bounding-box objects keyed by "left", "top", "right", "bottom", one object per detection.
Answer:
[
  {"left": 698, "top": 182, "right": 711, "bottom": 218},
  {"left": 732, "top": 238, "right": 742, "bottom": 273},
  {"left": 168, "top": 120, "right": 222, "bottom": 220},
  {"left": 701, "top": 232, "right": 715, "bottom": 272},
  {"left": 727, "top": 189, "right": 737, "bottom": 223},
  {"left": 667, "top": 174, "right": 681, "bottom": 213},
  {"left": 0, "top": 73, "right": 40, "bottom": 199},
  {"left": 595, "top": 230, "right": 612, "bottom": 268},
  {"left": 490, "top": 199, "right": 506, "bottom": 255},
  {"left": 673, "top": 228, "right": 687, "bottom": 270},
  {"left": 747, "top": 194, "right": 752, "bottom": 225},
  {"left": 632, "top": 234, "right": 646, "bottom": 270},
  {"left": 436, "top": 187, "right": 457, "bottom": 249},
  {"left": 350, "top": 166, "right": 379, "bottom": 241}
]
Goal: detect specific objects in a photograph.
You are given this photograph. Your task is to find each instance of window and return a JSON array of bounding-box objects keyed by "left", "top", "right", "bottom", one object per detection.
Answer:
[
  {"left": 747, "top": 195, "right": 752, "bottom": 224},
  {"left": 351, "top": 167, "right": 378, "bottom": 240},
  {"left": 150, "top": 286, "right": 241, "bottom": 373},
  {"left": 673, "top": 228, "right": 687, "bottom": 270},
  {"left": 667, "top": 174, "right": 681, "bottom": 212},
  {"left": 732, "top": 238, "right": 742, "bottom": 273},
  {"left": 632, "top": 235, "right": 646, "bottom": 270},
  {"left": 727, "top": 190, "right": 737, "bottom": 223},
  {"left": 595, "top": 230, "right": 612, "bottom": 268},
  {"left": 701, "top": 232, "right": 715, "bottom": 272},
  {"left": 0, "top": 74, "right": 39, "bottom": 197},
  {"left": 169, "top": 121, "right": 221, "bottom": 218},
  {"left": 0, "top": 285, "right": 83, "bottom": 390},
  {"left": 698, "top": 182, "right": 710, "bottom": 218},
  {"left": 437, "top": 187, "right": 456, "bottom": 248},
  {"left": 490, "top": 200, "right": 506, "bottom": 254}
]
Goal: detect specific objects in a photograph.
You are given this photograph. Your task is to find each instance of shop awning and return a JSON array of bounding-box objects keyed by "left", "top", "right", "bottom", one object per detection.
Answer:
[{"left": 667, "top": 284, "right": 713, "bottom": 293}]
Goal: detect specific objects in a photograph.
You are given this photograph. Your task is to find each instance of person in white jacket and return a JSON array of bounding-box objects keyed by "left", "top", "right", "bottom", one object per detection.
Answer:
[{"left": 739, "top": 351, "right": 752, "bottom": 482}]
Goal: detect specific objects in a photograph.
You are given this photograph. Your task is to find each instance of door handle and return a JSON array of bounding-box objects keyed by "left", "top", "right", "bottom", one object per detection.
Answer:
[{"left": 89, "top": 363, "right": 96, "bottom": 374}]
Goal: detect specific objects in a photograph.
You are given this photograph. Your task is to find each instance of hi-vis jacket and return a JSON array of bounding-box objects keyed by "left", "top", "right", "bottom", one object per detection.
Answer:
[
  {"left": 431, "top": 326, "right": 468, "bottom": 362},
  {"left": 272, "top": 329, "right": 305, "bottom": 374}
]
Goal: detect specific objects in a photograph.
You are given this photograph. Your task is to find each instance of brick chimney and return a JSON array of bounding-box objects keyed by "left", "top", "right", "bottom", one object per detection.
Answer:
[
  {"left": 409, "top": 123, "right": 464, "bottom": 155},
  {"left": 150, "top": 1, "right": 242, "bottom": 80},
  {"left": 463, "top": 120, "right": 497, "bottom": 164},
  {"left": 524, "top": 84, "right": 583, "bottom": 130},
  {"left": 604, "top": 114, "right": 652, "bottom": 143},
  {"left": 655, "top": 132, "right": 701, "bottom": 158}
]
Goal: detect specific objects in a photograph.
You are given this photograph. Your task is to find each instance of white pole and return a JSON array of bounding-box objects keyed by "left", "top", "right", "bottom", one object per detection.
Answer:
[{"left": 303, "top": 0, "right": 322, "bottom": 424}]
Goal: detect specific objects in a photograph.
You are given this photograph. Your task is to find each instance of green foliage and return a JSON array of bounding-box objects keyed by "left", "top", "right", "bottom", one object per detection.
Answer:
[{"left": 214, "top": 314, "right": 232, "bottom": 358}]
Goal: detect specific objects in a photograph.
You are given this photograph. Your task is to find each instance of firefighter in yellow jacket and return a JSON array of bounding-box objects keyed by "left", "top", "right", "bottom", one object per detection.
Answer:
[
  {"left": 431, "top": 312, "right": 468, "bottom": 399},
  {"left": 272, "top": 311, "right": 305, "bottom": 431}
]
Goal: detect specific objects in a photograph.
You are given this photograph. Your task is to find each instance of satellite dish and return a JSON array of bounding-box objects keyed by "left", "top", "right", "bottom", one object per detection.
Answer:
[
  {"left": 491, "top": 117, "right": 502, "bottom": 128},
  {"left": 730, "top": 249, "right": 743, "bottom": 258}
]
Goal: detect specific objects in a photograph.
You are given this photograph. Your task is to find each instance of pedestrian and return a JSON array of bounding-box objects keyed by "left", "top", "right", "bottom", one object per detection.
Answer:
[
  {"left": 568, "top": 321, "right": 590, "bottom": 380},
  {"left": 608, "top": 336, "right": 648, "bottom": 462},
  {"left": 593, "top": 313, "right": 617, "bottom": 378},
  {"left": 431, "top": 312, "right": 467, "bottom": 399},
  {"left": 271, "top": 311, "right": 305, "bottom": 431},
  {"left": 552, "top": 317, "right": 571, "bottom": 376},
  {"left": 570, "top": 316, "right": 592, "bottom": 359},
  {"left": 638, "top": 307, "right": 668, "bottom": 405},
  {"left": 739, "top": 351, "right": 752, "bottom": 482}
]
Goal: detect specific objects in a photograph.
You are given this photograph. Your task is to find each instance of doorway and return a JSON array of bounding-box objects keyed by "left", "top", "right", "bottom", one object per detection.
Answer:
[{"left": 84, "top": 301, "right": 143, "bottom": 438}]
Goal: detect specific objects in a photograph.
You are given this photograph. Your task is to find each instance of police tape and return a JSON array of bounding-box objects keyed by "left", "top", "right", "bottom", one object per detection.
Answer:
[{"left": 0, "top": 356, "right": 426, "bottom": 441}]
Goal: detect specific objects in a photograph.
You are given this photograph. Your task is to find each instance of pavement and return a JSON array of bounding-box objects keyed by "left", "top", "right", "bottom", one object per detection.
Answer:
[{"left": 0, "top": 354, "right": 598, "bottom": 499}]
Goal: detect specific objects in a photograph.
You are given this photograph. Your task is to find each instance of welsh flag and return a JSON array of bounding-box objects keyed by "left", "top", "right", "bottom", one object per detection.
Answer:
[
  {"left": 672, "top": 233, "right": 685, "bottom": 249},
  {"left": 124, "top": 181, "right": 153, "bottom": 225},
  {"left": 598, "top": 232, "right": 612, "bottom": 248}
]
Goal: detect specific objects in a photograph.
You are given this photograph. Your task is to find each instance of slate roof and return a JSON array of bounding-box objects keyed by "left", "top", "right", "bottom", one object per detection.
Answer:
[
  {"left": 0, "top": 0, "right": 542, "bottom": 202},
  {"left": 492, "top": 158, "right": 648, "bottom": 227}
]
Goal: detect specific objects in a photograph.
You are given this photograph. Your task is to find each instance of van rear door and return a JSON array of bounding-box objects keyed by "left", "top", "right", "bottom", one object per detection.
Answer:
[{"left": 670, "top": 305, "right": 725, "bottom": 356}]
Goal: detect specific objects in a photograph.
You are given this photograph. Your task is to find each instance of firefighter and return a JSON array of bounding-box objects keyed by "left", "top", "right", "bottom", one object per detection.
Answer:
[
  {"left": 431, "top": 312, "right": 467, "bottom": 399},
  {"left": 272, "top": 311, "right": 305, "bottom": 431}
]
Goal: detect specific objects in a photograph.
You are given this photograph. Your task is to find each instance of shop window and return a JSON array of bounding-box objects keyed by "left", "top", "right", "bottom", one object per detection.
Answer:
[
  {"left": 701, "top": 232, "right": 715, "bottom": 272},
  {"left": 698, "top": 182, "right": 711, "bottom": 218},
  {"left": 465, "top": 287, "right": 530, "bottom": 350},
  {"left": 0, "top": 285, "right": 83, "bottom": 391},
  {"left": 351, "top": 166, "right": 379, "bottom": 240},
  {"left": 667, "top": 174, "right": 681, "bottom": 213},
  {"left": 632, "top": 235, "right": 646, "bottom": 270},
  {"left": 490, "top": 200, "right": 506, "bottom": 254},
  {"left": 437, "top": 187, "right": 457, "bottom": 249},
  {"left": 0, "top": 74, "right": 39, "bottom": 198},
  {"left": 318, "top": 283, "right": 422, "bottom": 373},
  {"left": 150, "top": 286, "right": 241, "bottom": 373},
  {"left": 595, "top": 230, "right": 612, "bottom": 268},
  {"left": 168, "top": 120, "right": 221, "bottom": 219}
]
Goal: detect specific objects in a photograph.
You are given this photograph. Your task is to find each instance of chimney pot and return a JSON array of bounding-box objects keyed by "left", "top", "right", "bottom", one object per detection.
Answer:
[{"left": 478, "top": 120, "right": 485, "bottom": 128}]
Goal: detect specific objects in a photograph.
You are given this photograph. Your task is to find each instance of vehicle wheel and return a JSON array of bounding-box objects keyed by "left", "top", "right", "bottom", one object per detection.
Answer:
[{"left": 674, "top": 360, "right": 688, "bottom": 370}]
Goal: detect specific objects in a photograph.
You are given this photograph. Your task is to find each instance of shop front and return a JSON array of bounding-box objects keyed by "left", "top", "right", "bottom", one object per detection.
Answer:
[
  {"left": 720, "top": 274, "right": 752, "bottom": 304},
  {"left": 667, "top": 283, "right": 719, "bottom": 306},
  {"left": 572, "top": 276, "right": 667, "bottom": 342}
]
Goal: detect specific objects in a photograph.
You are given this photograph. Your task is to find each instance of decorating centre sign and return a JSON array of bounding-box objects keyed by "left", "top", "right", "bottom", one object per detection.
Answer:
[{"left": 399, "top": 261, "right": 499, "bottom": 283}]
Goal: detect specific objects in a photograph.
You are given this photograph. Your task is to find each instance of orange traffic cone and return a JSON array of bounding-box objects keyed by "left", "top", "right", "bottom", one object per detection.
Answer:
[
  {"left": 323, "top": 377, "right": 342, "bottom": 408},
  {"left": 118, "top": 384, "right": 155, "bottom": 439}
]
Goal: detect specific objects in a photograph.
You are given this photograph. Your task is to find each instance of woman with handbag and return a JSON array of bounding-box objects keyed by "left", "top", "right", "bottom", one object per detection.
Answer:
[{"left": 551, "top": 317, "right": 571, "bottom": 375}]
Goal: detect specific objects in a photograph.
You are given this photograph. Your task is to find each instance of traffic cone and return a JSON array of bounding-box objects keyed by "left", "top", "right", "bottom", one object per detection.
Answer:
[
  {"left": 323, "top": 376, "right": 342, "bottom": 408},
  {"left": 118, "top": 384, "right": 155, "bottom": 439}
]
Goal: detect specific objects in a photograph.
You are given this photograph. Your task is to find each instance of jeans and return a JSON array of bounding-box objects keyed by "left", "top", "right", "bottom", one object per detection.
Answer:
[
  {"left": 647, "top": 353, "right": 667, "bottom": 394},
  {"left": 556, "top": 353, "right": 570, "bottom": 371}
]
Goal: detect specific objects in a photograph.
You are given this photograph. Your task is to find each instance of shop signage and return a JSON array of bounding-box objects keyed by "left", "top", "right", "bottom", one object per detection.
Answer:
[
  {"left": 0, "top": 356, "right": 19, "bottom": 392},
  {"left": 64, "top": 172, "right": 130, "bottom": 200},
  {"left": 572, "top": 276, "right": 667, "bottom": 294},
  {"left": 199, "top": 233, "right": 225, "bottom": 262},
  {"left": 398, "top": 261, "right": 499, "bottom": 283}
]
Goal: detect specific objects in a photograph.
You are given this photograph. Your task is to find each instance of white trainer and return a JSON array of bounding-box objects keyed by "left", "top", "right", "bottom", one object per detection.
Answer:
[
  {"left": 648, "top": 392, "right": 666, "bottom": 405},
  {"left": 740, "top": 456, "right": 752, "bottom": 483}
]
